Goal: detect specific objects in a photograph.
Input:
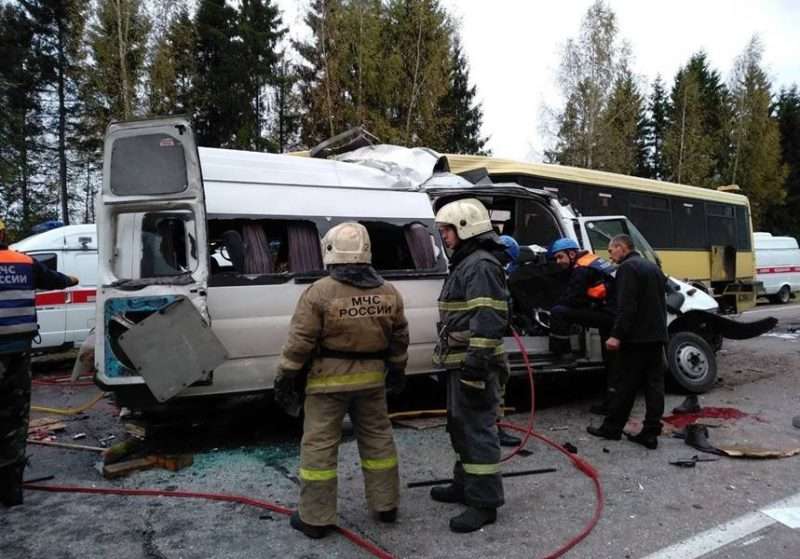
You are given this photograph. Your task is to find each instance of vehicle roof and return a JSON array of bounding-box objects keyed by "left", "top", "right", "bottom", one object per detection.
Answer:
[
  {"left": 11, "top": 224, "right": 96, "bottom": 252},
  {"left": 444, "top": 154, "right": 751, "bottom": 206},
  {"left": 199, "top": 147, "right": 436, "bottom": 219},
  {"left": 753, "top": 232, "right": 799, "bottom": 250}
]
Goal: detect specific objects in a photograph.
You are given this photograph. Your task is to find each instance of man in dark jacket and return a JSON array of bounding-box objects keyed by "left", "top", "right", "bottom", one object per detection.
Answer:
[
  {"left": 1, "top": 219, "right": 79, "bottom": 506},
  {"left": 432, "top": 198, "right": 509, "bottom": 533},
  {"left": 586, "top": 234, "right": 667, "bottom": 450}
]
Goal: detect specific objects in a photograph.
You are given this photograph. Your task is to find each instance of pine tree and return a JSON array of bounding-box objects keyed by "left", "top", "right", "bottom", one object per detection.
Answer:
[
  {"left": 685, "top": 52, "right": 730, "bottom": 183},
  {"left": 81, "top": 0, "right": 150, "bottom": 154},
  {"left": 436, "top": 36, "right": 488, "bottom": 154},
  {"left": 147, "top": 3, "right": 197, "bottom": 116},
  {"left": 268, "top": 57, "right": 303, "bottom": 152},
  {"left": 726, "top": 37, "right": 787, "bottom": 227},
  {"left": 594, "top": 70, "right": 648, "bottom": 176},
  {"left": 645, "top": 75, "right": 669, "bottom": 179},
  {"left": 663, "top": 64, "right": 715, "bottom": 186},
  {"left": 237, "top": 0, "right": 284, "bottom": 150},
  {"left": 766, "top": 86, "right": 800, "bottom": 236},
  {"left": 20, "top": 0, "right": 87, "bottom": 225},
  {"left": 0, "top": 4, "right": 55, "bottom": 236},
  {"left": 549, "top": 0, "right": 626, "bottom": 168}
]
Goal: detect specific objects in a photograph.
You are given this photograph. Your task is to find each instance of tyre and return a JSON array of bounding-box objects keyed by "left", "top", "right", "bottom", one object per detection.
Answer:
[
  {"left": 770, "top": 285, "right": 791, "bottom": 305},
  {"left": 667, "top": 331, "right": 717, "bottom": 393}
]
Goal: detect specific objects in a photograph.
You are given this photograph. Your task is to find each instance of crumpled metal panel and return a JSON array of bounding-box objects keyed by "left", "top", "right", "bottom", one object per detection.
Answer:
[{"left": 118, "top": 297, "right": 227, "bottom": 402}]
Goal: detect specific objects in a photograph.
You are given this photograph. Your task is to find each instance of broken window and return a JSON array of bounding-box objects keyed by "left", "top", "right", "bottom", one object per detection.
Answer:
[
  {"left": 359, "top": 220, "right": 440, "bottom": 272},
  {"left": 208, "top": 218, "right": 323, "bottom": 281},
  {"left": 140, "top": 212, "right": 194, "bottom": 278}
]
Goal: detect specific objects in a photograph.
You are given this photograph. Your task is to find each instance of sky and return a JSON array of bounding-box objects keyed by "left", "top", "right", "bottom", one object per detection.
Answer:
[{"left": 276, "top": 0, "right": 800, "bottom": 161}]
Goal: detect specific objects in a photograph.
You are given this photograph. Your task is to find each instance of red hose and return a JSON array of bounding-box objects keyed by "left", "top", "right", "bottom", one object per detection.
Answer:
[
  {"left": 25, "top": 330, "right": 603, "bottom": 559},
  {"left": 497, "top": 329, "right": 604, "bottom": 558},
  {"left": 24, "top": 483, "right": 394, "bottom": 559}
]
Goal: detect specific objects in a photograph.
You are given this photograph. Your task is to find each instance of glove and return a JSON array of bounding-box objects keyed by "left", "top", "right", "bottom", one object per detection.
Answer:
[
  {"left": 385, "top": 367, "right": 406, "bottom": 395},
  {"left": 274, "top": 373, "right": 303, "bottom": 418}
]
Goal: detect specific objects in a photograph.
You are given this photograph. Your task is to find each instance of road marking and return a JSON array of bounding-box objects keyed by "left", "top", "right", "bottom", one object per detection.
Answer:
[{"left": 642, "top": 491, "right": 800, "bottom": 559}]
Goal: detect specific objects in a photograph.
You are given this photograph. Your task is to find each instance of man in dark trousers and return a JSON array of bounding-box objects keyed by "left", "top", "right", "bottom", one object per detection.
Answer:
[
  {"left": 1, "top": 219, "right": 79, "bottom": 506},
  {"left": 432, "top": 198, "right": 508, "bottom": 533},
  {"left": 586, "top": 234, "right": 667, "bottom": 450}
]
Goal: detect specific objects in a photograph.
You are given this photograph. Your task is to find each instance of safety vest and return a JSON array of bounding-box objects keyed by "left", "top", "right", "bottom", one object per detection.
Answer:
[
  {"left": 0, "top": 250, "right": 37, "bottom": 340},
  {"left": 574, "top": 253, "right": 615, "bottom": 301}
]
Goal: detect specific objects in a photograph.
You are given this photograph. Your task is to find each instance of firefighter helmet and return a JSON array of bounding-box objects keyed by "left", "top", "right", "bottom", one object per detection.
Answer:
[
  {"left": 434, "top": 198, "right": 492, "bottom": 240},
  {"left": 321, "top": 222, "right": 372, "bottom": 266}
]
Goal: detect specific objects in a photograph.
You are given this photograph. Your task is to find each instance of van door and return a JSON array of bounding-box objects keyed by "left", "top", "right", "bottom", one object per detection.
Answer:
[
  {"left": 30, "top": 251, "right": 67, "bottom": 348},
  {"left": 97, "top": 117, "right": 223, "bottom": 401}
]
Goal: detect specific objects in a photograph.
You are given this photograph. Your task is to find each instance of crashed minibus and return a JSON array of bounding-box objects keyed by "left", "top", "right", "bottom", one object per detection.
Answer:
[{"left": 91, "top": 117, "right": 776, "bottom": 410}]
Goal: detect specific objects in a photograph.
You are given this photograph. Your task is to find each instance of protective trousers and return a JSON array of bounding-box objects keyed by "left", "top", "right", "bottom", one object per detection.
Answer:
[
  {"left": 0, "top": 352, "right": 31, "bottom": 506},
  {"left": 299, "top": 387, "right": 399, "bottom": 526},
  {"left": 447, "top": 369, "right": 504, "bottom": 509},
  {"left": 603, "top": 342, "right": 666, "bottom": 436}
]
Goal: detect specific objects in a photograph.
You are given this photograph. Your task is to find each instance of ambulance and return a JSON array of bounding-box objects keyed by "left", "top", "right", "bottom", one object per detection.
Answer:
[
  {"left": 754, "top": 232, "right": 800, "bottom": 304},
  {"left": 11, "top": 224, "right": 98, "bottom": 350}
]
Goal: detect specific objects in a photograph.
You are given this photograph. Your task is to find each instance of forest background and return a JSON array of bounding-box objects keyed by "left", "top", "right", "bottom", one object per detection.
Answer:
[{"left": 1, "top": 0, "right": 798, "bottom": 241}]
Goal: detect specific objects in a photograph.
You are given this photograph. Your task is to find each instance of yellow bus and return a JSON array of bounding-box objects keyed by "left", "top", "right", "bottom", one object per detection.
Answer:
[{"left": 445, "top": 155, "right": 757, "bottom": 312}]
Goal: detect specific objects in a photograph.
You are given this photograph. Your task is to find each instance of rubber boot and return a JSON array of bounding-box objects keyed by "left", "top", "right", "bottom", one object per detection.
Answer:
[
  {"left": 0, "top": 463, "right": 24, "bottom": 507},
  {"left": 497, "top": 426, "right": 522, "bottom": 447},
  {"left": 792, "top": 415, "right": 800, "bottom": 429},
  {"left": 684, "top": 424, "right": 720, "bottom": 455},
  {"left": 290, "top": 511, "right": 330, "bottom": 539},
  {"left": 625, "top": 431, "right": 658, "bottom": 450},
  {"left": 449, "top": 507, "right": 497, "bottom": 533},
  {"left": 672, "top": 395, "right": 700, "bottom": 414},
  {"left": 430, "top": 483, "right": 465, "bottom": 504},
  {"left": 378, "top": 508, "right": 397, "bottom": 523},
  {"left": 589, "top": 402, "right": 609, "bottom": 416}
]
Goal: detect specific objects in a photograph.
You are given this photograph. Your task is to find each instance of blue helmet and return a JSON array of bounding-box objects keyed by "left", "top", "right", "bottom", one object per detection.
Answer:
[
  {"left": 548, "top": 237, "right": 580, "bottom": 257},
  {"left": 498, "top": 235, "right": 520, "bottom": 262}
]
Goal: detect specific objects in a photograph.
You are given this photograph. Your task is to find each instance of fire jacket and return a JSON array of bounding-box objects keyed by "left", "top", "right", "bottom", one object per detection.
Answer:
[
  {"left": 434, "top": 236, "right": 509, "bottom": 378},
  {"left": 1, "top": 247, "right": 74, "bottom": 352},
  {"left": 278, "top": 267, "right": 409, "bottom": 394},
  {"left": 556, "top": 251, "right": 616, "bottom": 309}
]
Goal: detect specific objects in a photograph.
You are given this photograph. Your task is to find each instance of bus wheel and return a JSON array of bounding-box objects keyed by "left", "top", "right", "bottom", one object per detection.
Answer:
[
  {"left": 770, "top": 285, "right": 791, "bottom": 305},
  {"left": 667, "top": 332, "right": 717, "bottom": 393}
]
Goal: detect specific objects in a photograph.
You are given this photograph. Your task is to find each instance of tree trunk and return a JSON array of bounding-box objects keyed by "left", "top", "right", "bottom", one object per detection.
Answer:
[{"left": 56, "top": 13, "right": 70, "bottom": 225}]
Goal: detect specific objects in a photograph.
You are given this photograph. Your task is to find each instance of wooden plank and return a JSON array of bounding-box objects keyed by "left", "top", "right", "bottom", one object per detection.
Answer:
[
  {"left": 27, "top": 439, "right": 105, "bottom": 452},
  {"left": 102, "top": 456, "right": 159, "bottom": 479}
]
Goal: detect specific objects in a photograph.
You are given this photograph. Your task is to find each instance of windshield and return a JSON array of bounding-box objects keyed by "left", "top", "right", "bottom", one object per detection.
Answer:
[{"left": 584, "top": 218, "right": 661, "bottom": 267}]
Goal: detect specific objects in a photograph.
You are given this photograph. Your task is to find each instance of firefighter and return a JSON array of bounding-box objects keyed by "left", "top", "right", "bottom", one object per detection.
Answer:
[
  {"left": 274, "top": 222, "right": 409, "bottom": 539},
  {"left": 1, "top": 219, "right": 78, "bottom": 506},
  {"left": 432, "top": 198, "right": 508, "bottom": 533}
]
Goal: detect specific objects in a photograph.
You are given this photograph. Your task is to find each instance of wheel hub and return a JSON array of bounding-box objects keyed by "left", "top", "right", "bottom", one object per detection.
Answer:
[{"left": 675, "top": 344, "right": 709, "bottom": 380}]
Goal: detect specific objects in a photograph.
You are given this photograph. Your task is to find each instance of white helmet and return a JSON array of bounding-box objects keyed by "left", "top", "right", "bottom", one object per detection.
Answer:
[
  {"left": 435, "top": 198, "right": 492, "bottom": 240},
  {"left": 322, "top": 222, "right": 372, "bottom": 265}
]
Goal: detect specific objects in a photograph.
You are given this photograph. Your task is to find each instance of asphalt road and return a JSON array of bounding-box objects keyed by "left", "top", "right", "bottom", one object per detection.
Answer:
[{"left": 2, "top": 302, "right": 800, "bottom": 559}]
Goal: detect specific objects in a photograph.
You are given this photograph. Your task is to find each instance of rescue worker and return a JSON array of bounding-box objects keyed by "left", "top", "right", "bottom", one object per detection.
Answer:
[
  {"left": 547, "top": 237, "right": 616, "bottom": 360},
  {"left": 495, "top": 235, "right": 522, "bottom": 447},
  {"left": 432, "top": 198, "right": 508, "bottom": 533},
  {"left": 274, "top": 222, "right": 409, "bottom": 539},
  {"left": 1, "top": 219, "right": 78, "bottom": 506},
  {"left": 586, "top": 234, "right": 667, "bottom": 450},
  {"left": 548, "top": 237, "right": 617, "bottom": 414}
]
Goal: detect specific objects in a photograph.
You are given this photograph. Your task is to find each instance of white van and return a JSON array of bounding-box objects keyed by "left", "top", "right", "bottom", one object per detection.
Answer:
[
  {"left": 11, "top": 224, "right": 98, "bottom": 350},
  {"left": 754, "top": 232, "right": 800, "bottom": 304},
  {"left": 90, "top": 117, "right": 776, "bottom": 409}
]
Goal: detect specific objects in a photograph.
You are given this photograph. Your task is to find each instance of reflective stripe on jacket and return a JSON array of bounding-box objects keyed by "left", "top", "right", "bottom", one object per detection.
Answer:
[
  {"left": 0, "top": 250, "right": 36, "bottom": 341},
  {"left": 434, "top": 246, "right": 509, "bottom": 374},
  {"left": 278, "top": 275, "right": 409, "bottom": 394},
  {"left": 574, "top": 253, "right": 616, "bottom": 301}
]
